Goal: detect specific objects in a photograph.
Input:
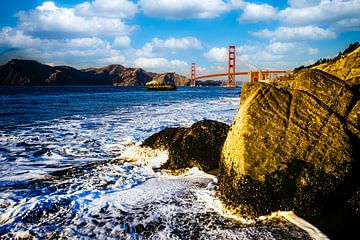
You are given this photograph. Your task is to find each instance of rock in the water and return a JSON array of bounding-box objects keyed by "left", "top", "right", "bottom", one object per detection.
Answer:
[
  {"left": 145, "top": 73, "right": 177, "bottom": 90},
  {"left": 218, "top": 69, "right": 359, "bottom": 238},
  {"left": 142, "top": 120, "right": 229, "bottom": 172}
]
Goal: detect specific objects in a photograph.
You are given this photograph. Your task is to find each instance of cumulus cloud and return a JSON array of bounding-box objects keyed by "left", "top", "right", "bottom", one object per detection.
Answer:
[
  {"left": 238, "top": 3, "right": 277, "bottom": 23},
  {"left": 135, "top": 43, "right": 155, "bottom": 58},
  {"left": 113, "top": 36, "right": 131, "bottom": 48},
  {"left": 75, "top": 0, "right": 138, "bottom": 18},
  {"left": 279, "top": 0, "right": 360, "bottom": 27},
  {"left": 16, "top": 1, "right": 136, "bottom": 37},
  {"left": 0, "top": 26, "right": 127, "bottom": 67},
  {"left": 204, "top": 47, "right": 227, "bottom": 62},
  {"left": 238, "top": 41, "right": 320, "bottom": 69},
  {"left": 134, "top": 57, "right": 188, "bottom": 74},
  {"left": 251, "top": 26, "right": 336, "bottom": 41},
  {"left": 134, "top": 36, "right": 202, "bottom": 59},
  {"left": 139, "top": 0, "right": 230, "bottom": 19},
  {"left": 151, "top": 37, "right": 202, "bottom": 50},
  {"left": 239, "top": 0, "right": 360, "bottom": 33}
]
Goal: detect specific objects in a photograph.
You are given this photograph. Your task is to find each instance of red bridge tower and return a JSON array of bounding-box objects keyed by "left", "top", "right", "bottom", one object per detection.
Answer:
[
  {"left": 227, "top": 45, "right": 236, "bottom": 87},
  {"left": 190, "top": 63, "right": 196, "bottom": 86}
]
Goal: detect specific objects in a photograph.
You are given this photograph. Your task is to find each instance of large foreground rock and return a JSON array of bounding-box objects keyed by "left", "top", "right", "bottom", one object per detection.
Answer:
[
  {"left": 219, "top": 69, "right": 359, "bottom": 239},
  {"left": 142, "top": 120, "right": 229, "bottom": 172}
]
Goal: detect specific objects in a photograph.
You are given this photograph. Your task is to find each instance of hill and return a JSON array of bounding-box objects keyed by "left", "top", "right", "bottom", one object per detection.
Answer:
[{"left": 0, "top": 59, "right": 191, "bottom": 86}]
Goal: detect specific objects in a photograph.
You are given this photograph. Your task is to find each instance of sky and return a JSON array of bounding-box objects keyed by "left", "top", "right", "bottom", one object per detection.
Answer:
[{"left": 0, "top": 0, "right": 359, "bottom": 79}]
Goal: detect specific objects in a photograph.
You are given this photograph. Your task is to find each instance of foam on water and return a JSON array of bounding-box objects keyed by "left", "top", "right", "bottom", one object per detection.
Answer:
[{"left": 0, "top": 87, "right": 325, "bottom": 239}]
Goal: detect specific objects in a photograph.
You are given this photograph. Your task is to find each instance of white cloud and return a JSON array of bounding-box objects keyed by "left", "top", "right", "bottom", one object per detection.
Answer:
[
  {"left": 113, "top": 36, "right": 131, "bottom": 48},
  {"left": 251, "top": 26, "right": 336, "bottom": 41},
  {"left": 151, "top": 37, "right": 202, "bottom": 50},
  {"left": 237, "top": 42, "right": 321, "bottom": 69},
  {"left": 0, "top": 27, "right": 42, "bottom": 48},
  {"left": 0, "top": 27, "right": 110, "bottom": 50},
  {"left": 134, "top": 57, "right": 188, "bottom": 74},
  {"left": 134, "top": 36, "right": 202, "bottom": 59},
  {"left": 67, "top": 37, "right": 109, "bottom": 49},
  {"left": 0, "top": 26, "right": 126, "bottom": 67},
  {"left": 204, "top": 47, "right": 227, "bottom": 62},
  {"left": 279, "top": 0, "right": 360, "bottom": 27},
  {"left": 135, "top": 43, "right": 155, "bottom": 57},
  {"left": 266, "top": 42, "right": 298, "bottom": 54},
  {"left": 238, "top": 3, "right": 277, "bottom": 23},
  {"left": 139, "top": 0, "right": 229, "bottom": 19},
  {"left": 75, "top": 0, "right": 138, "bottom": 18},
  {"left": 16, "top": 1, "right": 136, "bottom": 37},
  {"left": 236, "top": 0, "right": 360, "bottom": 33}
]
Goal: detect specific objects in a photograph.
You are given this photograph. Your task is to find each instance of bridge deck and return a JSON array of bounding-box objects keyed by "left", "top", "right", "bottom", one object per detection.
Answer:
[{"left": 194, "top": 70, "right": 288, "bottom": 80}]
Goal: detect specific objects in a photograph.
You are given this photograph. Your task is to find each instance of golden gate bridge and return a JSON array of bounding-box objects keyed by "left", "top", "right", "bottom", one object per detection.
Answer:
[{"left": 190, "top": 45, "right": 288, "bottom": 87}]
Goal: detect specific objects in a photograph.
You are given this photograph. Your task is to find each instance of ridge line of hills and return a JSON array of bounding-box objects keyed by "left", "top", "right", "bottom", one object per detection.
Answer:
[{"left": 0, "top": 59, "right": 195, "bottom": 86}]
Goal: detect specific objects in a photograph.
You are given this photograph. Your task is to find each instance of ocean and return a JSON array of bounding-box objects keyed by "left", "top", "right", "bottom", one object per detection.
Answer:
[{"left": 0, "top": 86, "right": 323, "bottom": 239}]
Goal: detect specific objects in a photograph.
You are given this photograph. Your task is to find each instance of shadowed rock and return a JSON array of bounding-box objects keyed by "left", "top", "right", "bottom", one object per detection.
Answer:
[{"left": 142, "top": 120, "right": 229, "bottom": 172}]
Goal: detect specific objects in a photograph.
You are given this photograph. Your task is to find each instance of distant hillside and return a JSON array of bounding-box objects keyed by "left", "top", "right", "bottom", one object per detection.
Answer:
[
  {"left": 0, "top": 59, "right": 191, "bottom": 86},
  {"left": 312, "top": 43, "right": 360, "bottom": 81},
  {"left": 275, "top": 42, "right": 360, "bottom": 89},
  {"left": 294, "top": 42, "right": 360, "bottom": 77},
  {"left": 196, "top": 80, "right": 222, "bottom": 86}
]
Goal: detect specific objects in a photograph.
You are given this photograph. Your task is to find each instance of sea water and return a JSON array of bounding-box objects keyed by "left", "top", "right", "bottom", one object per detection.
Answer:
[{"left": 0, "top": 86, "right": 324, "bottom": 239}]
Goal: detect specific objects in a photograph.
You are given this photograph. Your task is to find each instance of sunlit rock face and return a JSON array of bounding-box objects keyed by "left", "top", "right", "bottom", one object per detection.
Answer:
[
  {"left": 142, "top": 120, "right": 229, "bottom": 172},
  {"left": 218, "top": 68, "right": 360, "bottom": 238},
  {"left": 313, "top": 45, "right": 360, "bottom": 81}
]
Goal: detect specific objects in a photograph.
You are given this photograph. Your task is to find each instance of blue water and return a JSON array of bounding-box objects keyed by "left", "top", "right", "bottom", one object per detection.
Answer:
[{"left": 0, "top": 86, "right": 313, "bottom": 239}]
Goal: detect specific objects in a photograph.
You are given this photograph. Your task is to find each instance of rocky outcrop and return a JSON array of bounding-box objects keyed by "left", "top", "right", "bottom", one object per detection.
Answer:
[
  {"left": 313, "top": 43, "right": 360, "bottom": 81},
  {"left": 173, "top": 73, "right": 191, "bottom": 86},
  {"left": 145, "top": 73, "right": 177, "bottom": 90},
  {"left": 84, "top": 65, "right": 157, "bottom": 86},
  {"left": 0, "top": 59, "right": 56, "bottom": 85},
  {"left": 142, "top": 120, "right": 229, "bottom": 172},
  {"left": 219, "top": 67, "right": 359, "bottom": 238},
  {"left": 0, "top": 59, "right": 190, "bottom": 86}
]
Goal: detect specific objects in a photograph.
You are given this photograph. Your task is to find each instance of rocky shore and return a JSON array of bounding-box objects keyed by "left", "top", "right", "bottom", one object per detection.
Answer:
[{"left": 142, "top": 43, "right": 360, "bottom": 239}]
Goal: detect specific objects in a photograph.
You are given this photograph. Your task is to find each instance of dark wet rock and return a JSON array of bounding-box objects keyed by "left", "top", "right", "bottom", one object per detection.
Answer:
[
  {"left": 142, "top": 120, "right": 229, "bottom": 172},
  {"left": 145, "top": 73, "right": 177, "bottom": 90},
  {"left": 219, "top": 67, "right": 360, "bottom": 239}
]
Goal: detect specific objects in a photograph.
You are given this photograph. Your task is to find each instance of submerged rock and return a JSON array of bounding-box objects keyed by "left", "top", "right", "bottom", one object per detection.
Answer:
[
  {"left": 142, "top": 120, "right": 229, "bottom": 172},
  {"left": 218, "top": 69, "right": 360, "bottom": 238},
  {"left": 145, "top": 73, "right": 177, "bottom": 90}
]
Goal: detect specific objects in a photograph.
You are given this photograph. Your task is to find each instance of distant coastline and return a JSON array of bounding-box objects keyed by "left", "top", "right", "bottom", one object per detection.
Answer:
[{"left": 0, "top": 59, "right": 221, "bottom": 87}]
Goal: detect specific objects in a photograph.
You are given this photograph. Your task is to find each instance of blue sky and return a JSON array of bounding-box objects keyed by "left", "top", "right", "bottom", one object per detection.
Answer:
[{"left": 0, "top": 0, "right": 359, "bottom": 78}]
